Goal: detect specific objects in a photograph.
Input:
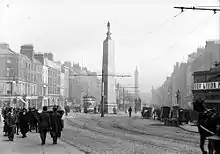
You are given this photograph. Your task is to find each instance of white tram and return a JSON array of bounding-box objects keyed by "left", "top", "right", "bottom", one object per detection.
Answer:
[{"left": 82, "top": 95, "right": 96, "bottom": 113}]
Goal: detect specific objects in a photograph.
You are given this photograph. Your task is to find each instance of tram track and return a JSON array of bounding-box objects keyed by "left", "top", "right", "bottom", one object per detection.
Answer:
[
  {"left": 126, "top": 117, "right": 199, "bottom": 144},
  {"left": 87, "top": 116, "right": 198, "bottom": 145},
  {"left": 65, "top": 117, "right": 199, "bottom": 153},
  {"left": 90, "top": 117, "right": 200, "bottom": 154}
]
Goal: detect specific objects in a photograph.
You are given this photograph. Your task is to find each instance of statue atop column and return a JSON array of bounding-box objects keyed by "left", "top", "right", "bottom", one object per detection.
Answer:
[{"left": 106, "top": 21, "right": 112, "bottom": 40}]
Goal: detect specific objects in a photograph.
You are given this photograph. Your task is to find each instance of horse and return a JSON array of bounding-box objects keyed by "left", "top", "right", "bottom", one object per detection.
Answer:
[{"left": 193, "top": 99, "right": 220, "bottom": 154}]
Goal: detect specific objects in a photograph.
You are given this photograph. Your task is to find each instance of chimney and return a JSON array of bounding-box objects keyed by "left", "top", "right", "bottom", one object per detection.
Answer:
[
  {"left": 34, "top": 53, "right": 45, "bottom": 65},
  {"left": 44, "top": 52, "right": 54, "bottom": 61},
  {"left": 20, "top": 44, "right": 34, "bottom": 60}
]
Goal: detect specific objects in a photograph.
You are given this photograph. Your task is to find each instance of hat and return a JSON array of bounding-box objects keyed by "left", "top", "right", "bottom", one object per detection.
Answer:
[
  {"left": 53, "top": 105, "right": 58, "bottom": 111},
  {"left": 22, "top": 108, "right": 27, "bottom": 112}
]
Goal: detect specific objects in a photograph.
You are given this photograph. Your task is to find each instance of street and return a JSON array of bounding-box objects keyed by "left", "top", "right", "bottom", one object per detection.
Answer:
[{"left": 60, "top": 113, "right": 202, "bottom": 154}]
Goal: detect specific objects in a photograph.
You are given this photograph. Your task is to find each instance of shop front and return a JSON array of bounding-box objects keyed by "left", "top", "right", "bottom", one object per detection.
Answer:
[{"left": 193, "top": 68, "right": 220, "bottom": 112}]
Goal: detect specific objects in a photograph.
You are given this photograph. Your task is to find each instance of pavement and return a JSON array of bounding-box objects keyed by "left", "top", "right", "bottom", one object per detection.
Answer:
[{"left": 0, "top": 122, "right": 84, "bottom": 154}]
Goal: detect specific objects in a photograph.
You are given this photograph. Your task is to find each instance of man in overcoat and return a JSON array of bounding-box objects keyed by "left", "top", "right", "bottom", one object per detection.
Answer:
[
  {"left": 19, "top": 108, "right": 29, "bottom": 138},
  {"left": 49, "top": 106, "right": 62, "bottom": 144},
  {"left": 128, "top": 106, "right": 132, "bottom": 117},
  {"left": 6, "top": 108, "right": 16, "bottom": 141},
  {"left": 38, "top": 106, "right": 51, "bottom": 145}
]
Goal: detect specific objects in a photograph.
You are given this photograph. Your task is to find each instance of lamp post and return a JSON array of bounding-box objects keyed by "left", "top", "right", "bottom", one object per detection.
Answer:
[
  {"left": 101, "top": 81, "right": 104, "bottom": 117},
  {"left": 101, "top": 68, "right": 105, "bottom": 117}
]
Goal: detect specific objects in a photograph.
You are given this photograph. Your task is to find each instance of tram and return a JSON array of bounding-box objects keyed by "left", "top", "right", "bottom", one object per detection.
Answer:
[{"left": 82, "top": 95, "right": 96, "bottom": 113}]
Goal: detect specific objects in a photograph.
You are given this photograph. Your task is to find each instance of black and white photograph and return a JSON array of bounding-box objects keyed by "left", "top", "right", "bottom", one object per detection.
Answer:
[{"left": 0, "top": 0, "right": 220, "bottom": 153}]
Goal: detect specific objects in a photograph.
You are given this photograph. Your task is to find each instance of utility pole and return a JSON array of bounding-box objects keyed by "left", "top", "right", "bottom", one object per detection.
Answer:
[{"left": 174, "top": 6, "right": 220, "bottom": 13}]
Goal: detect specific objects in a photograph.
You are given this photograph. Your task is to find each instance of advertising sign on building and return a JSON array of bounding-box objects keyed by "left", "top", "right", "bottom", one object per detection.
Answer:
[{"left": 193, "top": 81, "right": 220, "bottom": 90}]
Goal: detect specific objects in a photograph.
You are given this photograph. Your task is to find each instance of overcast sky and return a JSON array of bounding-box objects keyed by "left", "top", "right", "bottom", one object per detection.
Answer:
[{"left": 0, "top": 0, "right": 219, "bottom": 93}]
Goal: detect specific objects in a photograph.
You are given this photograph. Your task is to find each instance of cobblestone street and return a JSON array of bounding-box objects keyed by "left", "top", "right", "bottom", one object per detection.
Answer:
[{"left": 60, "top": 113, "right": 203, "bottom": 154}]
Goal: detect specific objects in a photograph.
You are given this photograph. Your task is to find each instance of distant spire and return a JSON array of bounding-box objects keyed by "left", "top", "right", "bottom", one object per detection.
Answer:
[{"left": 106, "top": 21, "right": 112, "bottom": 40}]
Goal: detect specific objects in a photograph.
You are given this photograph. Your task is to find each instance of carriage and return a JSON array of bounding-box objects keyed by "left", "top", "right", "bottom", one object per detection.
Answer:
[
  {"left": 141, "top": 106, "right": 152, "bottom": 119},
  {"left": 160, "top": 106, "right": 170, "bottom": 122}
]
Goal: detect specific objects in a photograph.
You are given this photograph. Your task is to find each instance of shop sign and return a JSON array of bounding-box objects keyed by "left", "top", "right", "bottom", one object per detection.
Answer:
[{"left": 193, "top": 81, "right": 220, "bottom": 90}]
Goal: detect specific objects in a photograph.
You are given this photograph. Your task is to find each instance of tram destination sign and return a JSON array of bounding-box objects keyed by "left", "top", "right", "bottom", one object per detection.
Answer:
[{"left": 193, "top": 81, "right": 220, "bottom": 90}]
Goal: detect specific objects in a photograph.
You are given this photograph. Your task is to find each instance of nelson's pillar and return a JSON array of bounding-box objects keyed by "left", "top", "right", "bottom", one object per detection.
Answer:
[{"left": 101, "top": 21, "right": 117, "bottom": 113}]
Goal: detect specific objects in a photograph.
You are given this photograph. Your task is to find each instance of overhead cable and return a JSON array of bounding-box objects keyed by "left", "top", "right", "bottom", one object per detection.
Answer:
[
  {"left": 144, "top": 10, "right": 185, "bottom": 37},
  {"left": 151, "top": 13, "right": 216, "bottom": 61}
]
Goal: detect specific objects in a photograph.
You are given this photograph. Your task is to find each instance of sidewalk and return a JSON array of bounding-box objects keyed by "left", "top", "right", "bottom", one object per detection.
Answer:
[
  {"left": 178, "top": 122, "right": 199, "bottom": 133},
  {"left": 0, "top": 122, "right": 84, "bottom": 154}
]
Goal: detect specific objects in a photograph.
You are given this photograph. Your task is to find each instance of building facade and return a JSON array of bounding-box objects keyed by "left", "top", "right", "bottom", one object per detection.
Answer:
[
  {"left": 62, "top": 65, "right": 69, "bottom": 100},
  {"left": 0, "top": 43, "right": 18, "bottom": 108},
  {"left": 34, "top": 53, "right": 49, "bottom": 107},
  {"left": 152, "top": 40, "right": 220, "bottom": 110},
  {"left": 192, "top": 67, "right": 220, "bottom": 112},
  {"left": 19, "top": 44, "right": 43, "bottom": 109},
  {"left": 0, "top": 44, "right": 44, "bottom": 109},
  {"left": 44, "top": 57, "right": 61, "bottom": 106}
]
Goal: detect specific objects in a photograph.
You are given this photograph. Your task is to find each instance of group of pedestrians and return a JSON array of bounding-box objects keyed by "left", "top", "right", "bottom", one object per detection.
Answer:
[{"left": 1, "top": 105, "right": 64, "bottom": 145}]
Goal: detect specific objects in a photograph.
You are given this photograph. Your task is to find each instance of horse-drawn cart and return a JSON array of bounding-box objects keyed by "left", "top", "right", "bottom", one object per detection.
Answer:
[{"left": 141, "top": 106, "right": 152, "bottom": 119}]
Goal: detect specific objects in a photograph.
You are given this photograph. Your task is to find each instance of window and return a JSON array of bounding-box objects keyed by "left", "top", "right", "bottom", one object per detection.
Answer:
[
  {"left": 6, "top": 57, "right": 12, "bottom": 64},
  {"left": 6, "top": 68, "right": 10, "bottom": 76},
  {"left": 31, "top": 74, "right": 33, "bottom": 82},
  {"left": 27, "top": 84, "right": 30, "bottom": 95},
  {"left": 6, "top": 83, "right": 12, "bottom": 95},
  {"left": 25, "top": 83, "right": 27, "bottom": 95}
]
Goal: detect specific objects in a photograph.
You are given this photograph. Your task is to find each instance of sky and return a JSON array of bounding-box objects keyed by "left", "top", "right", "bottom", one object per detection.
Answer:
[{"left": 0, "top": 0, "right": 219, "bottom": 93}]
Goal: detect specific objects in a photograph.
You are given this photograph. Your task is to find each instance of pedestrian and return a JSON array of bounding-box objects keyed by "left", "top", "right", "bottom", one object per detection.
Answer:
[
  {"left": 19, "top": 108, "right": 29, "bottom": 138},
  {"left": 128, "top": 106, "right": 132, "bottom": 117},
  {"left": 27, "top": 107, "right": 34, "bottom": 132},
  {"left": 32, "top": 108, "right": 39, "bottom": 133},
  {"left": 6, "top": 107, "right": 16, "bottom": 141},
  {"left": 15, "top": 108, "right": 21, "bottom": 135},
  {"left": 38, "top": 106, "right": 51, "bottom": 145},
  {"left": 94, "top": 106, "right": 97, "bottom": 114},
  {"left": 49, "top": 106, "right": 62, "bottom": 144}
]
